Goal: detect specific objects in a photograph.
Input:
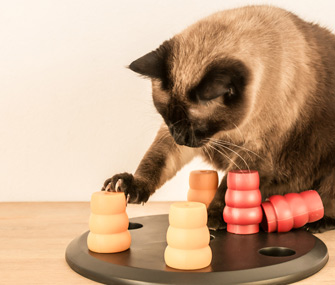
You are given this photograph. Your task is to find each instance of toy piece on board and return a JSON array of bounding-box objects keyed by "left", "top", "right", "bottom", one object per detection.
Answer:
[
  {"left": 223, "top": 170, "right": 263, "bottom": 234},
  {"left": 187, "top": 170, "right": 219, "bottom": 208},
  {"left": 164, "top": 202, "right": 212, "bottom": 270},
  {"left": 87, "top": 191, "right": 131, "bottom": 253},
  {"left": 261, "top": 190, "right": 324, "bottom": 232}
]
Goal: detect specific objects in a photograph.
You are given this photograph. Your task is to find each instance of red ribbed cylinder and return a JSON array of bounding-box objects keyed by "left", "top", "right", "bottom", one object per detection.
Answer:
[
  {"left": 299, "top": 190, "right": 324, "bottom": 223},
  {"left": 261, "top": 190, "right": 324, "bottom": 233},
  {"left": 225, "top": 189, "right": 262, "bottom": 208},
  {"left": 284, "top": 193, "right": 309, "bottom": 228},
  {"left": 227, "top": 170, "right": 259, "bottom": 190},
  {"left": 223, "top": 206, "right": 263, "bottom": 225},
  {"left": 223, "top": 170, "right": 262, "bottom": 234}
]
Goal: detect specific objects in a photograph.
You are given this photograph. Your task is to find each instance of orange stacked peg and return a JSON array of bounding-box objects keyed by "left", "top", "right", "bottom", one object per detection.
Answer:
[
  {"left": 164, "top": 202, "right": 212, "bottom": 270},
  {"left": 187, "top": 170, "right": 218, "bottom": 208},
  {"left": 87, "top": 191, "right": 131, "bottom": 253}
]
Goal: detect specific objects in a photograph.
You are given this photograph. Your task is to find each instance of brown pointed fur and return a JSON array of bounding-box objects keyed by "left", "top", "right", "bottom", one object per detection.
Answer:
[{"left": 104, "top": 6, "right": 335, "bottom": 232}]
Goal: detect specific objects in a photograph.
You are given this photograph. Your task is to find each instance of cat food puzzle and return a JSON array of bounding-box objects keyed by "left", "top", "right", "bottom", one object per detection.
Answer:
[{"left": 66, "top": 170, "right": 329, "bottom": 284}]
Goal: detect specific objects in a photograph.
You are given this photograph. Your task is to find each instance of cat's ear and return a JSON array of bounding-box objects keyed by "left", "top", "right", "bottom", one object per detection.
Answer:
[
  {"left": 129, "top": 51, "right": 162, "bottom": 78},
  {"left": 128, "top": 41, "right": 171, "bottom": 79}
]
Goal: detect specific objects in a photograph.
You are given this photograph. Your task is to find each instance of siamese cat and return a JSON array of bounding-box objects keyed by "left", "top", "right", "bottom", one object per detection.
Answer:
[{"left": 103, "top": 5, "right": 335, "bottom": 232}]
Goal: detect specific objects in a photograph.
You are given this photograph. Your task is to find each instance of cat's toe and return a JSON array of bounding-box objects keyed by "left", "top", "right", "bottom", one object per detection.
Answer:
[
  {"left": 102, "top": 173, "right": 151, "bottom": 204},
  {"left": 303, "top": 217, "right": 335, "bottom": 233},
  {"left": 102, "top": 172, "right": 134, "bottom": 200},
  {"left": 207, "top": 209, "right": 226, "bottom": 231}
]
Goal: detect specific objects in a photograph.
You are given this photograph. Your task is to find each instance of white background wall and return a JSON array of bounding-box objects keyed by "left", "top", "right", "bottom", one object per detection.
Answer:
[{"left": 1, "top": 0, "right": 335, "bottom": 202}]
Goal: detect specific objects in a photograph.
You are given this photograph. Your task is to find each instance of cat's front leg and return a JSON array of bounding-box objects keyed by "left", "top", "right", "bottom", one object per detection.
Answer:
[
  {"left": 207, "top": 175, "right": 228, "bottom": 230},
  {"left": 102, "top": 125, "right": 197, "bottom": 203}
]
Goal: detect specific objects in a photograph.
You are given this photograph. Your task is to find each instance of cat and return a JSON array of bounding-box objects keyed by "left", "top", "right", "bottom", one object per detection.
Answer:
[{"left": 103, "top": 5, "right": 335, "bottom": 233}]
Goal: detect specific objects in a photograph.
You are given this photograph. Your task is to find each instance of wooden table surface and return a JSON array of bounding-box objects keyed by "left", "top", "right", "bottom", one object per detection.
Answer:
[{"left": 0, "top": 202, "right": 334, "bottom": 284}]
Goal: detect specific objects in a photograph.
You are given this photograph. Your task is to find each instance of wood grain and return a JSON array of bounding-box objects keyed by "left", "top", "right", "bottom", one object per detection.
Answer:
[{"left": 0, "top": 202, "right": 333, "bottom": 284}]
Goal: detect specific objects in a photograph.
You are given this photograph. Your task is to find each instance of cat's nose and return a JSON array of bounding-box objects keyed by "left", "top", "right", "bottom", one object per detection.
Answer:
[
  {"left": 169, "top": 125, "right": 194, "bottom": 146},
  {"left": 168, "top": 125, "right": 185, "bottom": 144},
  {"left": 177, "top": 130, "right": 190, "bottom": 146}
]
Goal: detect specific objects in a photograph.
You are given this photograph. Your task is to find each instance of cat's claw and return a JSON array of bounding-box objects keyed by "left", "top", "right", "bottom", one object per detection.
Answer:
[
  {"left": 104, "top": 179, "right": 122, "bottom": 193},
  {"left": 115, "top": 179, "right": 122, "bottom": 192},
  {"left": 102, "top": 173, "right": 151, "bottom": 204},
  {"left": 207, "top": 214, "right": 227, "bottom": 230}
]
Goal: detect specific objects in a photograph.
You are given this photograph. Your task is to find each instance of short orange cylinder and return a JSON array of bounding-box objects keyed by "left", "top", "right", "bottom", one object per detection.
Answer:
[
  {"left": 189, "top": 170, "right": 218, "bottom": 190},
  {"left": 187, "top": 189, "right": 217, "bottom": 208},
  {"left": 188, "top": 170, "right": 218, "bottom": 208}
]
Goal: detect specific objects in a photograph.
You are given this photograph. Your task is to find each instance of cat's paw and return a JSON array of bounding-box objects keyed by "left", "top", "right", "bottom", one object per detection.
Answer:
[
  {"left": 102, "top": 173, "right": 151, "bottom": 204},
  {"left": 303, "top": 217, "right": 335, "bottom": 233},
  {"left": 207, "top": 206, "right": 226, "bottom": 231}
]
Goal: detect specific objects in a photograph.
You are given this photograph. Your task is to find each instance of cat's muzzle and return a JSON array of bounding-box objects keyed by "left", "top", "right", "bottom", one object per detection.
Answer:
[{"left": 169, "top": 125, "right": 204, "bottom": 148}]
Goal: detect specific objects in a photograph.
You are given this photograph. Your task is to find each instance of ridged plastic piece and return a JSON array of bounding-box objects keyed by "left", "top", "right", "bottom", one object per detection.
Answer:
[
  {"left": 223, "top": 170, "right": 262, "bottom": 234},
  {"left": 261, "top": 190, "right": 324, "bottom": 232},
  {"left": 164, "top": 202, "right": 212, "bottom": 270},
  {"left": 87, "top": 191, "right": 131, "bottom": 253},
  {"left": 187, "top": 170, "right": 218, "bottom": 208}
]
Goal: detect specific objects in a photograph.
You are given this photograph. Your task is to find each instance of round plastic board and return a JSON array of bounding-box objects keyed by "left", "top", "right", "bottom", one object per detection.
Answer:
[{"left": 66, "top": 214, "right": 328, "bottom": 284}]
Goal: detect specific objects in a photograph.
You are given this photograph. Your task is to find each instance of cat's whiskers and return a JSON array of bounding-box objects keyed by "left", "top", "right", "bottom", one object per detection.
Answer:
[
  {"left": 223, "top": 131, "right": 234, "bottom": 143},
  {"left": 206, "top": 141, "right": 242, "bottom": 170},
  {"left": 220, "top": 131, "right": 253, "bottom": 160},
  {"left": 203, "top": 138, "right": 216, "bottom": 164},
  {"left": 202, "top": 144, "right": 213, "bottom": 163},
  {"left": 232, "top": 123, "right": 245, "bottom": 143},
  {"left": 207, "top": 138, "right": 250, "bottom": 171},
  {"left": 171, "top": 118, "right": 188, "bottom": 126},
  {"left": 210, "top": 138, "right": 252, "bottom": 160},
  {"left": 210, "top": 137, "right": 263, "bottom": 160},
  {"left": 190, "top": 124, "right": 197, "bottom": 149},
  {"left": 174, "top": 128, "right": 183, "bottom": 144},
  {"left": 156, "top": 131, "right": 171, "bottom": 144},
  {"left": 164, "top": 119, "right": 187, "bottom": 144},
  {"left": 214, "top": 123, "right": 253, "bottom": 159}
]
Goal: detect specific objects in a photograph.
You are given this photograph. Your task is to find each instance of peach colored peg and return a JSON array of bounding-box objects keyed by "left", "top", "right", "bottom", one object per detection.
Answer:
[
  {"left": 87, "top": 191, "right": 131, "bottom": 253},
  {"left": 164, "top": 202, "right": 212, "bottom": 270}
]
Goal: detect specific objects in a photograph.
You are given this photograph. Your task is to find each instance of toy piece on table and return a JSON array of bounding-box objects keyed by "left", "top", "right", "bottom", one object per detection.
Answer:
[
  {"left": 223, "top": 170, "right": 263, "bottom": 234},
  {"left": 261, "top": 190, "right": 324, "bottom": 232},
  {"left": 87, "top": 191, "right": 131, "bottom": 253},
  {"left": 187, "top": 170, "right": 218, "bottom": 208},
  {"left": 164, "top": 202, "right": 212, "bottom": 270}
]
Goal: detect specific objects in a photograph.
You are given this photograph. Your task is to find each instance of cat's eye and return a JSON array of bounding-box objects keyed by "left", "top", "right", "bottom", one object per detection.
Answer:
[
  {"left": 189, "top": 69, "right": 240, "bottom": 104},
  {"left": 227, "top": 87, "right": 235, "bottom": 97},
  {"left": 196, "top": 84, "right": 236, "bottom": 103},
  {"left": 223, "top": 85, "right": 240, "bottom": 106},
  {"left": 196, "top": 82, "right": 230, "bottom": 102}
]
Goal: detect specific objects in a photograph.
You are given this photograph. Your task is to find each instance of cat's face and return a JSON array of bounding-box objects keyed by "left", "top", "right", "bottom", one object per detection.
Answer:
[{"left": 129, "top": 40, "right": 251, "bottom": 148}]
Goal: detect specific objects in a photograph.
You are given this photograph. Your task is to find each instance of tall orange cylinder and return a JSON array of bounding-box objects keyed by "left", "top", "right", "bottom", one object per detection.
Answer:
[
  {"left": 164, "top": 202, "right": 212, "bottom": 270},
  {"left": 187, "top": 170, "right": 218, "bottom": 208},
  {"left": 87, "top": 191, "right": 131, "bottom": 253}
]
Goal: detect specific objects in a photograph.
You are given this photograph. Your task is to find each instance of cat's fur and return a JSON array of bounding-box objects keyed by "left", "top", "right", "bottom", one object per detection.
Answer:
[{"left": 103, "top": 6, "right": 335, "bottom": 233}]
